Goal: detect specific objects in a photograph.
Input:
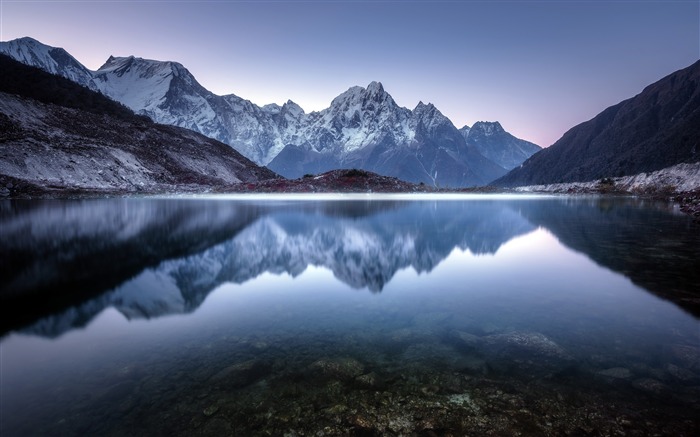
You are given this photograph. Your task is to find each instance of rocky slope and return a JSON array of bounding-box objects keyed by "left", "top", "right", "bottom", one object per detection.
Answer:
[
  {"left": 495, "top": 59, "right": 700, "bottom": 187},
  {"left": 513, "top": 162, "right": 700, "bottom": 194},
  {"left": 1, "top": 37, "right": 539, "bottom": 187},
  {"left": 0, "top": 55, "right": 276, "bottom": 197}
]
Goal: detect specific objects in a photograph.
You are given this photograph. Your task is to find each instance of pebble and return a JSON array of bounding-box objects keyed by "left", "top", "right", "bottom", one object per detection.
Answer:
[{"left": 203, "top": 404, "right": 219, "bottom": 417}]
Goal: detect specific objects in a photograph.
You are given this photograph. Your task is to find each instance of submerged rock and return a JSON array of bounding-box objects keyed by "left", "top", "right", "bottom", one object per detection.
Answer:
[
  {"left": 209, "top": 359, "right": 272, "bottom": 388},
  {"left": 355, "top": 372, "right": 386, "bottom": 391},
  {"left": 668, "top": 344, "right": 700, "bottom": 371},
  {"left": 203, "top": 404, "right": 219, "bottom": 417},
  {"left": 633, "top": 378, "right": 669, "bottom": 395},
  {"left": 597, "top": 367, "right": 632, "bottom": 379},
  {"left": 450, "top": 330, "right": 481, "bottom": 351},
  {"left": 480, "top": 331, "right": 575, "bottom": 376},
  {"left": 309, "top": 357, "right": 365, "bottom": 381},
  {"left": 482, "top": 332, "right": 572, "bottom": 360},
  {"left": 666, "top": 363, "right": 700, "bottom": 382}
]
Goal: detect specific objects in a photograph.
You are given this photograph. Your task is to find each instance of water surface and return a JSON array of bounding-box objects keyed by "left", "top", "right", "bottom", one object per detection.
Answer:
[{"left": 1, "top": 195, "right": 699, "bottom": 436}]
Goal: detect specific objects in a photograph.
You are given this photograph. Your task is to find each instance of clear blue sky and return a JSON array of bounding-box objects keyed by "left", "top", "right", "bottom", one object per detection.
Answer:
[{"left": 1, "top": 0, "right": 698, "bottom": 147}]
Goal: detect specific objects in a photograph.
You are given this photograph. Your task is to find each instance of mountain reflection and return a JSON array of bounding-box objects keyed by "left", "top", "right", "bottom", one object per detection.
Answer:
[{"left": 1, "top": 196, "right": 698, "bottom": 337}]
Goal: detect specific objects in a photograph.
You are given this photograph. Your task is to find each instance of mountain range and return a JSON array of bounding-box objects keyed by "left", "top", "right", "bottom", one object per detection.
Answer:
[
  {"left": 2, "top": 36, "right": 698, "bottom": 192},
  {"left": 0, "top": 37, "right": 540, "bottom": 187}
]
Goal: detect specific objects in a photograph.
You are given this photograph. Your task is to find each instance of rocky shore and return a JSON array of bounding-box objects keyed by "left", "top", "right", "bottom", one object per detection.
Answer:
[{"left": 675, "top": 190, "right": 700, "bottom": 220}]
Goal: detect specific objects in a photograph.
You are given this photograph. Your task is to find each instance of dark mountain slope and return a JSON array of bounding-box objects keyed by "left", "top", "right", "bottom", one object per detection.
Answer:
[{"left": 495, "top": 60, "right": 700, "bottom": 187}]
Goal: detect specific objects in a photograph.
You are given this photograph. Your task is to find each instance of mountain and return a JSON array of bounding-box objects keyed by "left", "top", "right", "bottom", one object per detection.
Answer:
[
  {"left": 0, "top": 37, "right": 536, "bottom": 187},
  {"left": 92, "top": 55, "right": 292, "bottom": 165},
  {"left": 495, "top": 60, "right": 700, "bottom": 187},
  {"left": 0, "top": 37, "right": 98, "bottom": 91},
  {"left": 0, "top": 54, "right": 276, "bottom": 196},
  {"left": 267, "top": 84, "right": 508, "bottom": 186},
  {"left": 460, "top": 121, "right": 541, "bottom": 170}
]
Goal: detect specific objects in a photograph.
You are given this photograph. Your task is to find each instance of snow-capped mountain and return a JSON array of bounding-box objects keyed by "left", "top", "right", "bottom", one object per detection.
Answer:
[
  {"left": 1, "top": 36, "right": 539, "bottom": 186},
  {"left": 92, "top": 55, "right": 292, "bottom": 165},
  {"left": 0, "top": 37, "right": 98, "bottom": 91},
  {"left": 460, "top": 122, "right": 541, "bottom": 170},
  {"left": 268, "top": 84, "right": 508, "bottom": 186}
]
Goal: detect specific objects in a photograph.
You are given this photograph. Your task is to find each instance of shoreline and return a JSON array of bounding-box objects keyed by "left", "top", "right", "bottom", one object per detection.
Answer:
[{"left": 2, "top": 169, "right": 699, "bottom": 220}]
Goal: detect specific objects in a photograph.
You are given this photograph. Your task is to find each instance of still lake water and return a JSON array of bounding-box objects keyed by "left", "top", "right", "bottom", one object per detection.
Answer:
[{"left": 1, "top": 195, "right": 699, "bottom": 436}]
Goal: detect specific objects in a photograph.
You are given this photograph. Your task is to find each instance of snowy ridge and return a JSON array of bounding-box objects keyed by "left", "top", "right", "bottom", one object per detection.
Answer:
[{"left": 472, "top": 121, "right": 504, "bottom": 136}]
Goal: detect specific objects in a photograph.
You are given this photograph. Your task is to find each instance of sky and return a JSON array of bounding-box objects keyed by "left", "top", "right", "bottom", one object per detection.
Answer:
[{"left": 1, "top": 0, "right": 698, "bottom": 148}]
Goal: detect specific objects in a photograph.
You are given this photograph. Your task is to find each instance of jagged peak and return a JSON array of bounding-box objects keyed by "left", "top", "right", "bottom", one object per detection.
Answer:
[
  {"left": 413, "top": 101, "right": 440, "bottom": 117},
  {"left": 471, "top": 121, "right": 505, "bottom": 135},
  {"left": 262, "top": 103, "right": 282, "bottom": 114},
  {"left": 366, "top": 81, "right": 384, "bottom": 94},
  {"left": 460, "top": 125, "right": 471, "bottom": 131},
  {"left": 282, "top": 100, "right": 305, "bottom": 116},
  {"left": 330, "top": 81, "right": 395, "bottom": 110}
]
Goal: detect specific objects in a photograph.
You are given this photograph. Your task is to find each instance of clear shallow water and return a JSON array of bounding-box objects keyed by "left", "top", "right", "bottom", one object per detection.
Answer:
[{"left": 1, "top": 195, "right": 699, "bottom": 436}]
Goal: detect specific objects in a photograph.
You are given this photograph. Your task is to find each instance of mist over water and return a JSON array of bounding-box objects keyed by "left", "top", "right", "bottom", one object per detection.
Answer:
[{"left": 1, "top": 196, "right": 699, "bottom": 436}]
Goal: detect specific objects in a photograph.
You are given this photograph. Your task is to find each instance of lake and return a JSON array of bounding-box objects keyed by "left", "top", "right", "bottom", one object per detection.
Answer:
[{"left": 1, "top": 195, "right": 699, "bottom": 436}]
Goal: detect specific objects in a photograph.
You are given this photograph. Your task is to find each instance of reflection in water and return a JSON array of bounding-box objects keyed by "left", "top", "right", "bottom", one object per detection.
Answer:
[
  {"left": 2, "top": 198, "right": 538, "bottom": 335},
  {"left": 1, "top": 196, "right": 699, "bottom": 436},
  {"left": 2, "top": 196, "right": 698, "bottom": 336}
]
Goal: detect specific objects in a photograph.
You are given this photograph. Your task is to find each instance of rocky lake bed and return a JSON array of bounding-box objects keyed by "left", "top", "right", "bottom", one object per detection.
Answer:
[{"left": 17, "top": 321, "right": 698, "bottom": 436}]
